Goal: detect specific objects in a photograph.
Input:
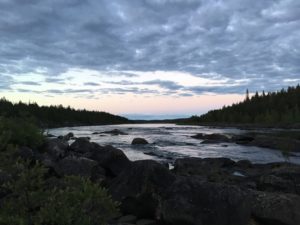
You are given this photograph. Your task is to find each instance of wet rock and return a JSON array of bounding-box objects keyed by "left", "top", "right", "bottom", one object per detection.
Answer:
[
  {"left": 45, "top": 133, "right": 56, "bottom": 138},
  {"left": 231, "top": 134, "right": 254, "bottom": 144},
  {"left": 252, "top": 191, "right": 300, "bottom": 225},
  {"left": 246, "top": 135, "right": 300, "bottom": 152},
  {"left": 131, "top": 138, "right": 149, "bottom": 145},
  {"left": 161, "top": 177, "right": 252, "bottom": 225},
  {"left": 101, "top": 129, "right": 128, "bottom": 135},
  {"left": 191, "top": 133, "right": 230, "bottom": 142}
]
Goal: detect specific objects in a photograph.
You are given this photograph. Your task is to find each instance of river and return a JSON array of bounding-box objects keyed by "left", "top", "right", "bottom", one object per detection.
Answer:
[{"left": 49, "top": 123, "right": 300, "bottom": 164}]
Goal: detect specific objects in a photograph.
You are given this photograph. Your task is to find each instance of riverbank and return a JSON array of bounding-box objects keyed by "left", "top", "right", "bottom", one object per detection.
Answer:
[{"left": 3, "top": 134, "right": 300, "bottom": 225}]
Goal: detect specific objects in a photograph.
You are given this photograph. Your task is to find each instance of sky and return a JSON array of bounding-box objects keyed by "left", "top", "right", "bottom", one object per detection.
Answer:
[{"left": 0, "top": 0, "right": 299, "bottom": 119}]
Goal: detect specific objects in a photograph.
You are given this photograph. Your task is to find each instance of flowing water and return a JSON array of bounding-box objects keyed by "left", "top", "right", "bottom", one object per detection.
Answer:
[{"left": 49, "top": 124, "right": 300, "bottom": 164}]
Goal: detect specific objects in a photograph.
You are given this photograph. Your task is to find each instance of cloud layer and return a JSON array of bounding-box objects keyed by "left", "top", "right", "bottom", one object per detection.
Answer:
[{"left": 0, "top": 0, "right": 299, "bottom": 96}]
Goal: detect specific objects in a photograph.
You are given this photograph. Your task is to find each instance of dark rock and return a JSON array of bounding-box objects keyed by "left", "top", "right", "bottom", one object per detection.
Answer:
[
  {"left": 243, "top": 135, "right": 300, "bottom": 152},
  {"left": 136, "top": 219, "right": 157, "bottom": 225},
  {"left": 252, "top": 191, "right": 300, "bottom": 225},
  {"left": 101, "top": 129, "right": 128, "bottom": 135},
  {"left": 231, "top": 134, "right": 254, "bottom": 145},
  {"left": 90, "top": 145, "right": 131, "bottom": 177},
  {"left": 69, "top": 137, "right": 98, "bottom": 154},
  {"left": 46, "top": 133, "right": 56, "bottom": 138},
  {"left": 17, "top": 146, "right": 35, "bottom": 160},
  {"left": 132, "top": 138, "right": 149, "bottom": 145},
  {"left": 109, "top": 160, "right": 175, "bottom": 218},
  {"left": 118, "top": 215, "right": 137, "bottom": 223},
  {"left": 64, "top": 132, "right": 74, "bottom": 141},
  {"left": 42, "top": 138, "right": 69, "bottom": 160},
  {"left": 161, "top": 177, "right": 252, "bottom": 225},
  {"left": 191, "top": 133, "right": 230, "bottom": 142},
  {"left": 55, "top": 156, "right": 98, "bottom": 178},
  {"left": 236, "top": 160, "right": 252, "bottom": 168},
  {"left": 174, "top": 157, "right": 235, "bottom": 176},
  {"left": 92, "top": 132, "right": 100, "bottom": 134}
]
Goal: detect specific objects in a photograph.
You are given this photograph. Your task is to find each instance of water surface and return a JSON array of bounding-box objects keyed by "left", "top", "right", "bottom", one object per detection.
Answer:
[{"left": 49, "top": 124, "right": 300, "bottom": 164}]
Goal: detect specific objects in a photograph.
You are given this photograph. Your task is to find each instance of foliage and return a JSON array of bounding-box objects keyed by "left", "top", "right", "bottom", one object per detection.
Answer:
[
  {"left": 0, "top": 97, "right": 129, "bottom": 128},
  {"left": 37, "top": 176, "right": 119, "bottom": 225},
  {"left": 0, "top": 117, "right": 44, "bottom": 150},
  {"left": 184, "top": 85, "right": 300, "bottom": 125},
  {"left": 0, "top": 118, "right": 119, "bottom": 225}
]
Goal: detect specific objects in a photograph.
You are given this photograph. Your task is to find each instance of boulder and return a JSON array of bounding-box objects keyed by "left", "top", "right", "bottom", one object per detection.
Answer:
[
  {"left": 42, "top": 138, "right": 69, "bottom": 160},
  {"left": 251, "top": 191, "right": 300, "bottom": 225},
  {"left": 101, "top": 129, "right": 128, "bottom": 135},
  {"left": 191, "top": 133, "right": 230, "bottom": 142},
  {"left": 69, "top": 137, "right": 98, "bottom": 154},
  {"left": 55, "top": 156, "right": 99, "bottom": 178},
  {"left": 161, "top": 177, "right": 252, "bottom": 225},
  {"left": 109, "top": 160, "right": 175, "bottom": 218},
  {"left": 174, "top": 157, "right": 235, "bottom": 177},
  {"left": 132, "top": 138, "right": 149, "bottom": 145},
  {"left": 243, "top": 135, "right": 300, "bottom": 152},
  {"left": 16, "top": 146, "right": 35, "bottom": 160},
  {"left": 90, "top": 145, "right": 131, "bottom": 177},
  {"left": 231, "top": 134, "right": 254, "bottom": 144}
]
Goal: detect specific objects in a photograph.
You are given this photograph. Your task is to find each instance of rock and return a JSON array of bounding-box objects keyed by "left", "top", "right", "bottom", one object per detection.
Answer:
[
  {"left": 161, "top": 177, "right": 252, "bottom": 225},
  {"left": 92, "top": 132, "right": 100, "bottom": 134},
  {"left": 45, "top": 133, "right": 56, "bottom": 138},
  {"left": 191, "top": 133, "right": 230, "bottom": 142},
  {"left": 90, "top": 145, "right": 131, "bottom": 177},
  {"left": 231, "top": 134, "right": 254, "bottom": 145},
  {"left": 57, "top": 132, "right": 74, "bottom": 141},
  {"left": 131, "top": 138, "right": 149, "bottom": 145},
  {"left": 251, "top": 191, "right": 300, "bottom": 225},
  {"left": 17, "top": 146, "right": 35, "bottom": 160},
  {"left": 55, "top": 156, "right": 99, "bottom": 178},
  {"left": 236, "top": 160, "right": 252, "bottom": 168},
  {"left": 109, "top": 160, "right": 175, "bottom": 218},
  {"left": 69, "top": 137, "right": 99, "bottom": 154},
  {"left": 118, "top": 215, "right": 137, "bottom": 223},
  {"left": 136, "top": 219, "right": 157, "bottom": 225},
  {"left": 101, "top": 129, "right": 128, "bottom": 135},
  {"left": 243, "top": 135, "right": 300, "bottom": 152},
  {"left": 64, "top": 132, "right": 74, "bottom": 141},
  {"left": 42, "top": 138, "right": 69, "bottom": 160},
  {"left": 174, "top": 157, "right": 235, "bottom": 177}
]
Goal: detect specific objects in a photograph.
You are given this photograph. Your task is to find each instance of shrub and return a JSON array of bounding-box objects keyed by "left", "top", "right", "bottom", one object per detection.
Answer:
[{"left": 0, "top": 117, "right": 44, "bottom": 150}]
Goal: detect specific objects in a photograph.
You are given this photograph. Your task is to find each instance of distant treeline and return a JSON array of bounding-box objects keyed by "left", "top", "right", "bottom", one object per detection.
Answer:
[
  {"left": 184, "top": 85, "right": 300, "bottom": 125},
  {"left": 0, "top": 98, "right": 129, "bottom": 128}
]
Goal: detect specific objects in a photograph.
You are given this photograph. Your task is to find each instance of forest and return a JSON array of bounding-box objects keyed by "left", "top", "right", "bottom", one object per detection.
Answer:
[
  {"left": 0, "top": 98, "right": 129, "bottom": 128},
  {"left": 183, "top": 85, "right": 300, "bottom": 125}
]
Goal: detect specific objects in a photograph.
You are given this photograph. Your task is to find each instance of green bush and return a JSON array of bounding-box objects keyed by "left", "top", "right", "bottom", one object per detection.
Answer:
[
  {"left": 0, "top": 117, "right": 44, "bottom": 150},
  {"left": 0, "top": 117, "right": 119, "bottom": 225},
  {"left": 37, "top": 176, "right": 119, "bottom": 225},
  {"left": 0, "top": 160, "right": 119, "bottom": 225}
]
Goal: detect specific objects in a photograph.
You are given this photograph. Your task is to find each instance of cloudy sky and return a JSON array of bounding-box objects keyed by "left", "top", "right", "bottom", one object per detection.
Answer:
[{"left": 0, "top": 0, "right": 299, "bottom": 119}]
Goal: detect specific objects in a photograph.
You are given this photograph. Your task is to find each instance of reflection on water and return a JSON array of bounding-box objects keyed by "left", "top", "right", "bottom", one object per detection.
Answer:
[{"left": 49, "top": 124, "right": 300, "bottom": 164}]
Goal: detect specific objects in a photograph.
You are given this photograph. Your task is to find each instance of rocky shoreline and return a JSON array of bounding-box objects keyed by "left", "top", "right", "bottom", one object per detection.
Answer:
[
  {"left": 191, "top": 132, "right": 300, "bottom": 153},
  {"left": 3, "top": 133, "right": 300, "bottom": 225}
]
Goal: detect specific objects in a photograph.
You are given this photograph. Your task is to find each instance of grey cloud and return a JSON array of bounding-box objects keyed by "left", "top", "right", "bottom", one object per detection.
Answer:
[
  {"left": 19, "top": 81, "right": 40, "bottom": 86},
  {"left": 83, "top": 82, "right": 100, "bottom": 86},
  {"left": 107, "top": 79, "right": 183, "bottom": 90},
  {"left": 0, "top": 0, "right": 299, "bottom": 94}
]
